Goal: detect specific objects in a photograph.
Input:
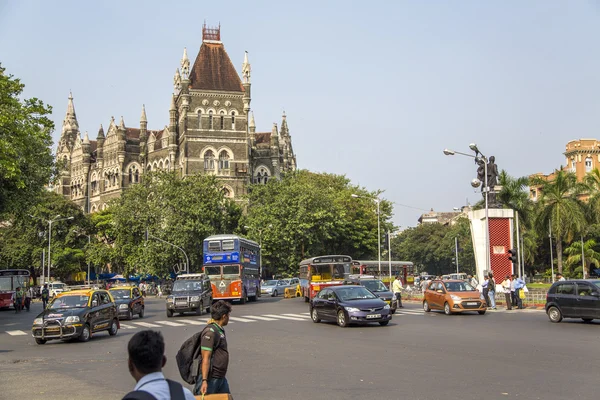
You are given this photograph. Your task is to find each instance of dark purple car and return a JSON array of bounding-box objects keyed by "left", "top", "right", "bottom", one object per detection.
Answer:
[{"left": 310, "top": 285, "right": 392, "bottom": 327}]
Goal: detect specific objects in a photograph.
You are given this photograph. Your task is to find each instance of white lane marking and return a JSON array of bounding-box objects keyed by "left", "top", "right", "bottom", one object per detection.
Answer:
[
  {"left": 119, "top": 323, "right": 136, "bottom": 329},
  {"left": 156, "top": 320, "right": 184, "bottom": 327},
  {"left": 133, "top": 322, "right": 161, "bottom": 328},
  {"left": 283, "top": 313, "right": 312, "bottom": 319},
  {"left": 262, "top": 314, "right": 306, "bottom": 321},
  {"left": 178, "top": 320, "right": 205, "bottom": 325},
  {"left": 301, "top": 312, "right": 310, "bottom": 315},
  {"left": 228, "top": 317, "right": 256, "bottom": 323},
  {"left": 241, "top": 315, "right": 278, "bottom": 321},
  {"left": 6, "top": 330, "right": 27, "bottom": 336}
]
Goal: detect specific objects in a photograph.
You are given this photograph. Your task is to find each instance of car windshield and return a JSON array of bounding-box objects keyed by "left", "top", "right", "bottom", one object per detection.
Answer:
[
  {"left": 51, "top": 283, "right": 65, "bottom": 289},
  {"left": 444, "top": 281, "right": 477, "bottom": 292},
  {"left": 593, "top": 281, "right": 600, "bottom": 289},
  {"left": 336, "top": 287, "right": 377, "bottom": 301},
  {"left": 110, "top": 289, "right": 131, "bottom": 299},
  {"left": 264, "top": 280, "right": 278, "bottom": 286},
  {"left": 172, "top": 281, "right": 203, "bottom": 292},
  {"left": 49, "top": 295, "right": 89, "bottom": 308},
  {"left": 362, "top": 280, "right": 387, "bottom": 292}
]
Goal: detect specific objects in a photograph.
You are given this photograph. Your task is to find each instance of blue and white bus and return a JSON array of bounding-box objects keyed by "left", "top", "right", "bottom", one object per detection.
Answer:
[{"left": 202, "top": 234, "right": 260, "bottom": 303}]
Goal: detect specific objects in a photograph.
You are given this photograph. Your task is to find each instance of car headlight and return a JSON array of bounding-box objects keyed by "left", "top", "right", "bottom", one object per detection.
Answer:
[
  {"left": 190, "top": 296, "right": 200, "bottom": 302},
  {"left": 451, "top": 295, "right": 462, "bottom": 301},
  {"left": 64, "top": 316, "right": 80, "bottom": 324},
  {"left": 33, "top": 318, "right": 43, "bottom": 325},
  {"left": 119, "top": 304, "right": 129, "bottom": 309},
  {"left": 384, "top": 304, "right": 390, "bottom": 310},
  {"left": 166, "top": 297, "right": 174, "bottom": 303},
  {"left": 345, "top": 307, "right": 360, "bottom": 312}
]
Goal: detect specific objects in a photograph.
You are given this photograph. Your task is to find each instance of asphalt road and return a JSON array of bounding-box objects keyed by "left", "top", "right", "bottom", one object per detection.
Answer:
[{"left": 0, "top": 296, "right": 598, "bottom": 400}]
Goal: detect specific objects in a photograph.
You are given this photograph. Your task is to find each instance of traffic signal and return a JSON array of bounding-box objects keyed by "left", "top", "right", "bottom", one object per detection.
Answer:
[
  {"left": 451, "top": 257, "right": 456, "bottom": 265},
  {"left": 383, "top": 232, "right": 390, "bottom": 250},
  {"left": 508, "top": 249, "right": 517, "bottom": 264}
]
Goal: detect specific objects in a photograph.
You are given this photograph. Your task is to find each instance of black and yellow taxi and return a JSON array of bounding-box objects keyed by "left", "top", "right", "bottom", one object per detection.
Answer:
[
  {"left": 109, "top": 285, "right": 145, "bottom": 320},
  {"left": 31, "top": 289, "right": 119, "bottom": 345}
]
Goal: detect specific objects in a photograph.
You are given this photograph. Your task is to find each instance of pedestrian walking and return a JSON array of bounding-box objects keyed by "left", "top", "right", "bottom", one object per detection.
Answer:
[
  {"left": 122, "top": 330, "right": 195, "bottom": 400},
  {"left": 487, "top": 272, "right": 497, "bottom": 310},
  {"left": 14, "top": 286, "right": 24, "bottom": 313},
  {"left": 501, "top": 275, "right": 512, "bottom": 310},
  {"left": 557, "top": 273, "right": 566, "bottom": 282},
  {"left": 392, "top": 275, "right": 404, "bottom": 309},
  {"left": 514, "top": 275, "right": 525, "bottom": 309},
  {"left": 41, "top": 284, "right": 50, "bottom": 309},
  {"left": 140, "top": 282, "right": 147, "bottom": 297},
  {"left": 510, "top": 275, "right": 517, "bottom": 307},
  {"left": 157, "top": 284, "right": 162, "bottom": 298},
  {"left": 24, "top": 286, "right": 32, "bottom": 311},
  {"left": 482, "top": 276, "right": 490, "bottom": 307},
  {"left": 194, "top": 300, "right": 232, "bottom": 396}
]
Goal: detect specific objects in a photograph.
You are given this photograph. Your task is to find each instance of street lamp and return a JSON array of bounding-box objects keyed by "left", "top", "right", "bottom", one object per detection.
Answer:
[
  {"left": 352, "top": 194, "right": 382, "bottom": 275},
  {"left": 30, "top": 214, "right": 74, "bottom": 283},
  {"left": 145, "top": 230, "right": 189, "bottom": 274},
  {"left": 444, "top": 145, "right": 490, "bottom": 279}
]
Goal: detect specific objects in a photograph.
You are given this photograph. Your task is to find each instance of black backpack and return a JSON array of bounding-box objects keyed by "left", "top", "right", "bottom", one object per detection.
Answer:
[
  {"left": 122, "top": 379, "right": 185, "bottom": 400},
  {"left": 176, "top": 324, "right": 221, "bottom": 384}
]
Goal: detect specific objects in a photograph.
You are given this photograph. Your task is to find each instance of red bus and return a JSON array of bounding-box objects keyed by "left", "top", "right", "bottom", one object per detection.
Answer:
[
  {"left": 299, "top": 255, "right": 352, "bottom": 302},
  {"left": 0, "top": 269, "right": 30, "bottom": 309},
  {"left": 351, "top": 260, "right": 414, "bottom": 287}
]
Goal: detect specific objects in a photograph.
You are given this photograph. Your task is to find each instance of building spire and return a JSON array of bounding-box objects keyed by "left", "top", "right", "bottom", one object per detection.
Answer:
[
  {"left": 140, "top": 104, "right": 147, "bottom": 122},
  {"left": 170, "top": 94, "right": 176, "bottom": 111},
  {"left": 280, "top": 111, "right": 289, "bottom": 136},
  {"left": 83, "top": 131, "right": 90, "bottom": 144},
  {"left": 242, "top": 51, "right": 251, "bottom": 83},
  {"left": 249, "top": 111, "right": 255, "bottom": 129},
  {"left": 181, "top": 47, "right": 190, "bottom": 79},
  {"left": 119, "top": 116, "right": 125, "bottom": 129},
  {"left": 66, "top": 91, "right": 76, "bottom": 118},
  {"left": 97, "top": 124, "right": 105, "bottom": 139}
]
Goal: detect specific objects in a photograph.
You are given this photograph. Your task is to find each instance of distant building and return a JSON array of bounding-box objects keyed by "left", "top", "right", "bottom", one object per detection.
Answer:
[
  {"left": 54, "top": 24, "right": 297, "bottom": 212},
  {"left": 529, "top": 138, "right": 600, "bottom": 201}
]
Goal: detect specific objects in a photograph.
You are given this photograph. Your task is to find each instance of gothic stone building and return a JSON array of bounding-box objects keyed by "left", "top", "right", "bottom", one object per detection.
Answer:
[{"left": 55, "top": 26, "right": 297, "bottom": 212}]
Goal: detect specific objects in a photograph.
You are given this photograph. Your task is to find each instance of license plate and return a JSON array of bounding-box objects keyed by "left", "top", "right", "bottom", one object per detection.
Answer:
[
  {"left": 313, "top": 286, "right": 320, "bottom": 291},
  {"left": 366, "top": 314, "right": 381, "bottom": 319},
  {"left": 466, "top": 302, "right": 478, "bottom": 306},
  {"left": 176, "top": 302, "right": 187, "bottom": 306},
  {"left": 385, "top": 300, "right": 391, "bottom": 304}
]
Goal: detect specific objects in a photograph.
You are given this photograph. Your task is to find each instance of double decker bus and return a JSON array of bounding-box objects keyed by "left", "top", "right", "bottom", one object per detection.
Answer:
[
  {"left": 202, "top": 234, "right": 260, "bottom": 303},
  {"left": 0, "top": 269, "right": 30, "bottom": 309},
  {"left": 299, "top": 255, "right": 352, "bottom": 302},
  {"left": 351, "top": 260, "right": 414, "bottom": 287}
]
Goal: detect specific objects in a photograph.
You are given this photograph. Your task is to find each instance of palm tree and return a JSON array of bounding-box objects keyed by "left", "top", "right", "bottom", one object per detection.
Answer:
[
  {"left": 584, "top": 168, "right": 600, "bottom": 222},
  {"left": 497, "top": 170, "right": 532, "bottom": 224},
  {"left": 531, "top": 170, "right": 587, "bottom": 274},
  {"left": 564, "top": 238, "right": 600, "bottom": 278}
]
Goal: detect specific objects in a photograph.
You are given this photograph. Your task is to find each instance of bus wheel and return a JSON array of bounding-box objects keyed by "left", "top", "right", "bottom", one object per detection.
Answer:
[{"left": 240, "top": 290, "right": 247, "bottom": 304}]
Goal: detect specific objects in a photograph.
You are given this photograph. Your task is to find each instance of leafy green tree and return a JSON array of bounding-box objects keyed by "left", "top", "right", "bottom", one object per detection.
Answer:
[
  {"left": 531, "top": 170, "right": 587, "bottom": 274},
  {"left": 564, "top": 238, "right": 600, "bottom": 278},
  {"left": 497, "top": 170, "right": 532, "bottom": 225},
  {"left": 0, "top": 65, "right": 55, "bottom": 217},
  {"left": 584, "top": 168, "right": 600, "bottom": 223}
]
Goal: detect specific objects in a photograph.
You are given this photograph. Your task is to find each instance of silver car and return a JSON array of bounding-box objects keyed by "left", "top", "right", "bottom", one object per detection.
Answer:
[{"left": 261, "top": 279, "right": 292, "bottom": 297}]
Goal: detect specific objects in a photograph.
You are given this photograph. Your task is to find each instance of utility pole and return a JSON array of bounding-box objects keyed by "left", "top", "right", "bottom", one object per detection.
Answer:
[{"left": 454, "top": 236, "right": 459, "bottom": 274}]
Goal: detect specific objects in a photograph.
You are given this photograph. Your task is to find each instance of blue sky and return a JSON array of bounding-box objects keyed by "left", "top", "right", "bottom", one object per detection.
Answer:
[{"left": 1, "top": 1, "right": 599, "bottom": 228}]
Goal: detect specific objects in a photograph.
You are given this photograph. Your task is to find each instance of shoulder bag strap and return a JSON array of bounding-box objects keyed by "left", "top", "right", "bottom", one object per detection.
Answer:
[
  {"left": 121, "top": 390, "right": 158, "bottom": 400},
  {"left": 166, "top": 379, "right": 186, "bottom": 400}
]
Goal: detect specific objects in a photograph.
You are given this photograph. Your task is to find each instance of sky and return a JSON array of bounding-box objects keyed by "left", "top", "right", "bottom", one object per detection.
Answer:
[{"left": 1, "top": 1, "right": 599, "bottom": 228}]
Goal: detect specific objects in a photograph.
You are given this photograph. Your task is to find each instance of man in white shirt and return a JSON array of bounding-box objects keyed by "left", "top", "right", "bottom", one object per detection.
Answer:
[
  {"left": 557, "top": 273, "right": 566, "bottom": 281},
  {"left": 392, "top": 276, "right": 404, "bottom": 309},
  {"left": 123, "top": 330, "right": 195, "bottom": 400}
]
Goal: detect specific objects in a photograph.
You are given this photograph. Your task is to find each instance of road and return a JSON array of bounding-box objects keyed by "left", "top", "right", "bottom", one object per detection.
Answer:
[{"left": 0, "top": 296, "right": 598, "bottom": 400}]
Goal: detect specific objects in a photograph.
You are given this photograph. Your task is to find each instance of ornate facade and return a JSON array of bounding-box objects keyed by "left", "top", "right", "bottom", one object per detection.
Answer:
[{"left": 55, "top": 25, "right": 297, "bottom": 212}]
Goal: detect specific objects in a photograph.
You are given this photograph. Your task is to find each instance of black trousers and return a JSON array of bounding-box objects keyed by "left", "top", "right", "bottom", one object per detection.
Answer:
[
  {"left": 394, "top": 292, "right": 403, "bottom": 308},
  {"left": 483, "top": 288, "right": 490, "bottom": 307},
  {"left": 504, "top": 293, "right": 512, "bottom": 310},
  {"left": 42, "top": 298, "right": 48, "bottom": 309},
  {"left": 511, "top": 291, "right": 516, "bottom": 307}
]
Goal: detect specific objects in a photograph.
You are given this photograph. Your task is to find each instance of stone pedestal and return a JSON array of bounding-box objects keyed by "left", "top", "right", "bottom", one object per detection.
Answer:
[{"left": 468, "top": 208, "right": 515, "bottom": 284}]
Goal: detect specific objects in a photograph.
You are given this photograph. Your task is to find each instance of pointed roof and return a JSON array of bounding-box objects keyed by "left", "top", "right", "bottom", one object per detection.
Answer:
[
  {"left": 140, "top": 104, "right": 147, "bottom": 122},
  {"left": 97, "top": 124, "right": 105, "bottom": 139},
  {"left": 119, "top": 116, "right": 125, "bottom": 129},
  {"left": 170, "top": 94, "right": 176, "bottom": 111},
  {"left": 83, "top": 131, "right": 90, "bottom": 144},
  {"left": 281, "top": 111, "right": 288, "bottom": 135},
  {"left": 249, "top": 112, "right": 255, "bottom": 129},
  {"left": 189, "top": 42, "right": 244, "bottom": 92},
  {"left": 67, "top": 91, "right": 76, "bottom": 118}
]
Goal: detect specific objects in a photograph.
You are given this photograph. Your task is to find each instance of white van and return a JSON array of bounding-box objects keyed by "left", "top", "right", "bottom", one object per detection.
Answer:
[{"left": 46, "top": 281, "right": 66, "bottom": 297}]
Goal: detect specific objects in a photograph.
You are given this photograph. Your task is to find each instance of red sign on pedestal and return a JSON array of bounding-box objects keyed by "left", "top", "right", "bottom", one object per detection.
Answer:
[{"left": 489, "top": 218, "right": 513, "bottom": 279}]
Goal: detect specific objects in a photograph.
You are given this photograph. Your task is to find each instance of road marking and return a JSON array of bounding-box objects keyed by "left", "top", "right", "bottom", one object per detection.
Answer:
[
  {"left": 241, "top": 315, "right": 278, "bottom": 321},
  {"left": 178, "top": 320, "right": 205, "bottom": 325},
  {"left": 6, "top": 330, "right": 27, "bottom": 336},
  {"left": 397, "top": 310, "right": 423, "bottom": 315},
  {"left": 228, "top": 317, "right": 256, "bottom": 322},
  {"left": 156, "top": 320, "right": 184, "bottom": 327},
  {"left": 133, "top": 322, "right": 161, "bottom": 328},
  {"left": 262, "top": 314, "right": 306, "bottom": 321},
  {"left": 119, "top": 323, "right": 136, "bottom": 329},
  {"left": 283, "top": 313, "right": 312, "bottom": 319}
]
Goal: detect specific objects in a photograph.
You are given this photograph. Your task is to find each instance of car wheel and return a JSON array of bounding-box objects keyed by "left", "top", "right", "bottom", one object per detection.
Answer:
[
  {"left": 423, "top": 300, "right": 431, "bottom": 312},
  {"left": 444, "top": 302, "right": 452, "bottom": 315},
  {"left": 127, "top": 309, "right": 133, "bottom": 320},
  {"left": 311, "top": 307, "right": 321, "bottom": 323},
  {"left": 139, "top": 306, "right": 144, "bottom": 318},
  {"left": 337, "top": 310, "right": 348, "bottom": 327},
  {"left": 478, "top": 310, "right": 486, "bottom": 315},
  {"left": 273, "top": 290, "right": 278, "bottom": 297},
  {"left": 35, "top": 338, "right": 47, "bottom": 345},
  {"left": 547, "top": 306, "right": 562, "bottom": 323},
  {"left": 166, "top": 309, "right": 174, "bottom": 318},
  {"left": 196, "top": 302, "right": 203, "bottom": 316},
  {"left": 108, "top": 319, "right": 118, "bottom": 336},
  {"left": 79, "top": 324, "right": 91, "bottom": 342},
  {"left": 582, "top": 318, "right": 593, "bottom": 323},
  {"left": 379, "top": 321, "right": 389, "bottom": 326}
]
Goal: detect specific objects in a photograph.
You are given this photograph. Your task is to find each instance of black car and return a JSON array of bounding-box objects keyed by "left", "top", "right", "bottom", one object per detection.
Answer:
[
  {"left": 166, "top": 273, "right": 213, "bottom": 317},
  {"left": 109, "top": 286, "right": 145, "bottom": 320},
  {"left": 310, "top": 285, "right": 392, "bottom": 327},
  {"left": 31, "top": 289, "right": 119, "bottom": 344},
  {"left": 545, "top": 279, "right": 600, "bottom": 323}
]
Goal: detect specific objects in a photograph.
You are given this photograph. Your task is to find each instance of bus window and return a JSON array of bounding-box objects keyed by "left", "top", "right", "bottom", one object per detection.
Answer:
[
  {"left": 223, "top": 265, "right": 240, "bottom": 276},
  {"left": 205, "top": 266, "right": 221, "bottom": 276},
  {"left": 208, "top": 241, "right": 221, "bottom": 252},
  {"left": 222, "top": 240, "right": 235, "bottom": 251}
]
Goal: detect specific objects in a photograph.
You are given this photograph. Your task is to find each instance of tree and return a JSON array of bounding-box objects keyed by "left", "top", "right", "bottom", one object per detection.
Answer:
[
  {"left": 531, "top": 170, "right": 587, "bottom": 274},
  {"left": 497, "top": 170, "right": 532, "bottom": 225},
  {"left": 584, "top": 168, "right": 600, "bottom": 223},
  {"left": 0, "top": 65, "right": 55, "bottom": 217},
  {"left": 564, "top": 239, "right": 600, "bottom": 278}
]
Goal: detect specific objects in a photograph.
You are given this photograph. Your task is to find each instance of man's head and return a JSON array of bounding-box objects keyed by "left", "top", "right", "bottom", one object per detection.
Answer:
[
  {"left": 127, "top": 330, "right": 166, "bottom": 382},
  {"left": 395, "top": 276, "right": 400, "bottom": 280},
  {"left": 211, "top": 300, "right": 232, "bottom": 326},
  {"left": 467, "top": 275, "right": 472, "bottom": 279},
  {"left": 488, "top": 271, "right": 494, "bottom": 278},
  {"left": 557, "top": 273, "right": 563, "bottom": 279},
  {"left": 511, "top": 274, "right": 516, "bottom": 279},
  {"left": 44, "top": 284, "right": 48, "bottom": 289}
]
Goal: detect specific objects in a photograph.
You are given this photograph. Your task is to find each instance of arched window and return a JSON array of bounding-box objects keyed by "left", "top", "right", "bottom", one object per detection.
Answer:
[
  {"left": 147, "top": 165, "right": 152, "bottom": 172},
  {"left": 209, "top": 111, "right": 214, "bottom": 129},
  {"left": 219, "top": 151, "right": 230, "bottom": 170},
  {"left": 197, "top": 110, "right": 202, "bottom": 129},
  {"left": 220, "top": 111, "right": 225, "bottom": 130},
  {"left": 585, "top": 157, "right": 593, "bottom": 172},
  {"left": 128, "top": 166, "right": 139, "bottom": 184},
  {"left": 165, "top": 159, "right": 170, "bottom": 172},
  {"left": 231, "top": 111, "right": 236, "bottom": 130},
  {"left": 129, "top": 168, "right": 133, "bottom": 183},
  {"left": 222, "top": 187, "right": 231, "bottom": 198},
  {"left": 204, "top": 150, "right": 215, "bottom": 169}
]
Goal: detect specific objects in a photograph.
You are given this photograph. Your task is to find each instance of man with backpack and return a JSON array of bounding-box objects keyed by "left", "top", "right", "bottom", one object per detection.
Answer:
[
  {"left": 14, "top": 286, "right": 24, "bottom": 313},
  {"left": 122, "top": 330, "right": 195, "bottom": 400},
  {"left": 41, "top": 284, "right": 49, "bottom": 309}
]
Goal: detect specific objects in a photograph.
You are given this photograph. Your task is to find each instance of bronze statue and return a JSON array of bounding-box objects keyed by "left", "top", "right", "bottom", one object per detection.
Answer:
[{"left": 487, "top": 156, "right": 498, "bottom": 189}]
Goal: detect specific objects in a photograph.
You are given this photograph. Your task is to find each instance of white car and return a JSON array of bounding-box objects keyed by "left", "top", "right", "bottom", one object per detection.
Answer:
[{"left": 46, "top": 282, "right": 66, "bottom": 297}]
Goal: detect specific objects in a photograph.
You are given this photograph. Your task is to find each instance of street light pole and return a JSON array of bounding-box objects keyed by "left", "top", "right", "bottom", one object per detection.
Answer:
[
  {"left": 146, "top": 230, "right": 189, "bottom": 274},
  {"left": 454, "top": 236, "right": 459, "bottom": 274}
]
